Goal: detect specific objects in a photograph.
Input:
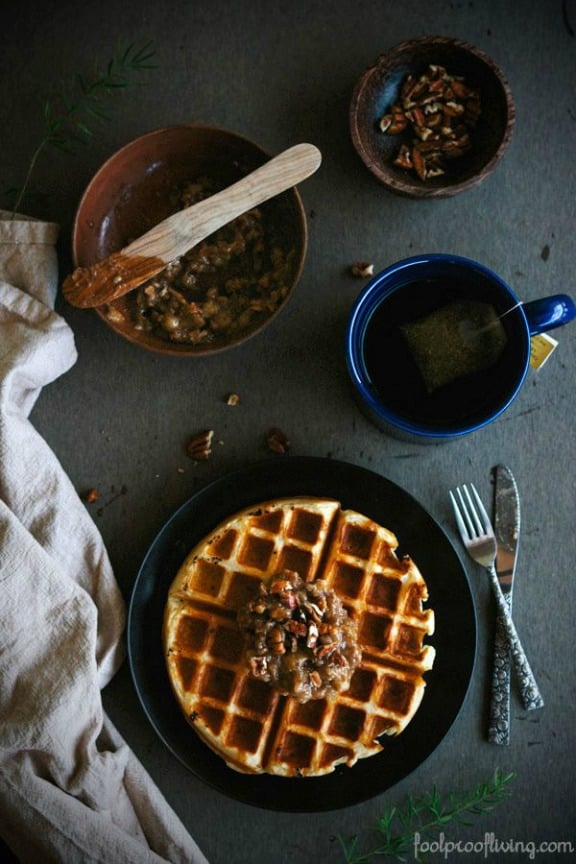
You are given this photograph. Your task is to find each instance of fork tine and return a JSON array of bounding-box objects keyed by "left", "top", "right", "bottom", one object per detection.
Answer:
[
  {"left": 468, "top": 483, "right": 493, "bottom": 535},
  {"left": 457, "top": 487, "right": 472, "bottom": 536},
  {"left": 458, "top": 485, "right": 478, "bottom": 538},
  {"left": 460, "top": 484, "right": 483, "bottom": 537},
  {"left": 449, "top": 489, "right": 471, "bottom": 541},
  {"left": 451, "top": 484, "right": 491, "bottom": 540}
]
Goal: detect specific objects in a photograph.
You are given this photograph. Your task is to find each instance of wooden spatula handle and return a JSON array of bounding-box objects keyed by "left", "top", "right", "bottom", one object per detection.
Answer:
[
  {"left": 63, "top": 142, "right": 321, "bottom": 309},
  {"left": 125, "top": 142, "right": 321, "bottom": 262}
]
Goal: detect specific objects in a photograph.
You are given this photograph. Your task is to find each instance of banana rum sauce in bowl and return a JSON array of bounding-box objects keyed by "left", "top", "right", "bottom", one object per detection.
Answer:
[
  {"left": 70, "top": 125, "right": 308, "bottom": 356},
  {"left": 345, "top": 254, "right": 576, "bottom": 443}
]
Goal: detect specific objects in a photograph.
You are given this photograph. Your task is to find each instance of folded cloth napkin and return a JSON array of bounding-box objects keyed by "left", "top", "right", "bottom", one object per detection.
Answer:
[{"left": 0, "top": 211, "right": 209, "bottom": 864}]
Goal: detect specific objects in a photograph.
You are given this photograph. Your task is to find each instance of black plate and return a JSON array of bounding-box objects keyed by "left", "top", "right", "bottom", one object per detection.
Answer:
[{"left": 127, "top": 456, "right": 476, "bottom": 812}]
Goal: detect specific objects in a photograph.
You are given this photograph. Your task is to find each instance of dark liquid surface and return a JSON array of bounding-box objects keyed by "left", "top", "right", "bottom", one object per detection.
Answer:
[{"left": 362, "top": 277, "right": 526, "bottom": 429}]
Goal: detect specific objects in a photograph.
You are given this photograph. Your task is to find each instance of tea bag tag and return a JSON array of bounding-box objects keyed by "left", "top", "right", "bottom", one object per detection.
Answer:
[{"left": 530, "top": 333, "right": 558, "bottom": 369}]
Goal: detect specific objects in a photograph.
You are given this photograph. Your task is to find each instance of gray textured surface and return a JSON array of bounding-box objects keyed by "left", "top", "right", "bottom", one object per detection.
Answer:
[{"left": 2, "top": 1, "right": 575, "bottom": 862}]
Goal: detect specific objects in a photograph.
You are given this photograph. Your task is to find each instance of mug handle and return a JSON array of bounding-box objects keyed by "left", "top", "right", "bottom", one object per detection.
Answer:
[{"left": 523, "top": 294, "right": 576, "bottom": 336}]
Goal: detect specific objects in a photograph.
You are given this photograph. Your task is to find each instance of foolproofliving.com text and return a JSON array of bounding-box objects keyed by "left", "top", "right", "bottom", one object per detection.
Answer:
[{"left": 413, "top": 832, "right": 575, "bottom": 860}]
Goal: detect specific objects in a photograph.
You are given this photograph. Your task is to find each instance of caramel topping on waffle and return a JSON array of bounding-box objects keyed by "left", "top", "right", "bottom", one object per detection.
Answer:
[{"left": 163, "top": 497, "right": 435, "bottom": 777}]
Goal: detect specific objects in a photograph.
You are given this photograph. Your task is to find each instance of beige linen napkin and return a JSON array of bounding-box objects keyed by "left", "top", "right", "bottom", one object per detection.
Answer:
[{"left": 0, "top": 212, "right": 209, "bottom": 864}]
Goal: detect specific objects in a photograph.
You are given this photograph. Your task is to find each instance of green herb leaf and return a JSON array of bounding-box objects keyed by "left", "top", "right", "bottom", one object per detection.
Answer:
[
  {"left": 337, "top": 769, "right": 515, "bottom": 863},
  {"left": 7, "top": 38, "right": 158, "bottom": 217}
]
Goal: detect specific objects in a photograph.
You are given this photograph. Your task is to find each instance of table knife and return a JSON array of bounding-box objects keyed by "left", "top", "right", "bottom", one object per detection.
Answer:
[{"left": 488, "top": 465, "right": 522, "bottom": 744}]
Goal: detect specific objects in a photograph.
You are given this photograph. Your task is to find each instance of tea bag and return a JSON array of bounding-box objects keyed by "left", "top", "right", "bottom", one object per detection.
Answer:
[{"left": 400, "top": 299, "right": 508, "bottom": 392}]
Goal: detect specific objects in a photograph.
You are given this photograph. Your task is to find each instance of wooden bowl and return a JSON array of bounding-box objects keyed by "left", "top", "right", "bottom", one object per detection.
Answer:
[
  {"left": 350, "top": 36, "right": 515, "bottom": 198},
  {"left": 71, "top": 125, "right": 308, "bottom": 355}
]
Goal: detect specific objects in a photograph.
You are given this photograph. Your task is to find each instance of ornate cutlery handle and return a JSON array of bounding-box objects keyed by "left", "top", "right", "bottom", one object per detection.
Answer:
[
  {"left": 487, "top": 565, "right": 544, "bottom": 711},
  {"left": 488, "top": 602, "right": 512, "bottom": 745}
]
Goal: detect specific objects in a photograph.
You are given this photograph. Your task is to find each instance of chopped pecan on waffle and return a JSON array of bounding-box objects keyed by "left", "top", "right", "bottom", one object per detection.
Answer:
[
  {"left": 163, "top": 497, "right": 435, "bottom": 777},
  {"left": 237, "top": 571, "right": 362, "bottom": 702}
]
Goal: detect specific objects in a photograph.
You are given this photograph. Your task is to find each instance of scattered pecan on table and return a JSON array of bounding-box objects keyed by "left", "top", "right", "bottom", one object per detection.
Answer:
[
  {"left": 186, "top": 429, "right": 214, "bottom": 460},
  {"left": 266, "top": 427, "right": 290, "bottom": 454},
  {"left": 349, "top": 261, "right": 374, "bottom": 278}
]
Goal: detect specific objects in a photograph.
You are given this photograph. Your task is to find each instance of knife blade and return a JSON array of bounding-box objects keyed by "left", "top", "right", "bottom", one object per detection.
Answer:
[{"left": 488, "top": 464, "right": 521, "bottom": 744}]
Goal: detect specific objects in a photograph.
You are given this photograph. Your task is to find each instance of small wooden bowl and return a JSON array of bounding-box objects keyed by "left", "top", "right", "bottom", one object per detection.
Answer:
[
  {"left": 71, "top": 125, "right": 308, "bottom": 355},
  {"left": 350, "top": 36, "right": 515, "bottom": 198}
]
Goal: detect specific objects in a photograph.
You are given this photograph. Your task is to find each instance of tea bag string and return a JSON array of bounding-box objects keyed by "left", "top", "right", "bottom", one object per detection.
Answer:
[{"left": 459, "top": 300, "right": 523, "bottom": 341}]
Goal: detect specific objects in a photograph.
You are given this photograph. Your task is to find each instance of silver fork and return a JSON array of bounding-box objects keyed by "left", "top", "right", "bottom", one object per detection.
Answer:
[{"left": 450, "top": 483, "right": 544, "bottom": 711}]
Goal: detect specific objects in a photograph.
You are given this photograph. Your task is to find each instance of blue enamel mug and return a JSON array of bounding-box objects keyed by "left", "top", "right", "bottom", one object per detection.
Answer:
[{"left": 346, "top": 254, "right": 575, "bottom": 443}]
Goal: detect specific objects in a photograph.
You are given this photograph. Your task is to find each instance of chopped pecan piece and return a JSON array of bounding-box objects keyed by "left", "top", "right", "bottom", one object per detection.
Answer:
[
  {"left": 411, "top": 146, "right": 427, "bottom": 181},
  {"left": 309, "top": 671, "right": 322, "bottom": 689},
  {"left": 186, "top": 429, "right": 214, "bottom": 460},
  {"left": 349, "top": 261, "right": 374, "bottom": 278},
  {"left": 394, "top": 143, "right": 413, "bottom": 170},
  {"left": 105, "top": 306, "right": 125, "bottom": 324},
  {"left": 379, "top": 111, "right": 408, "bottom": 134},
  {"left": 266, "top": 427, "right": 290, "bottom": 454}
]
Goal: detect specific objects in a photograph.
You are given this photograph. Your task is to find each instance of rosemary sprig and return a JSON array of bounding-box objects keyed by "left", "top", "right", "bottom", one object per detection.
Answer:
[
  {"left": 8, "top": 39, "right": 157, "bottom": 217},
  {"left": 338, "top": 769, "right": 515, "bottom": 863}
]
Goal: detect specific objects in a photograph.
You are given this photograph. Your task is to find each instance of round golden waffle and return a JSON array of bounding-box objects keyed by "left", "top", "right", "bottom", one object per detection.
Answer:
[{"left": 163, "top": 496, "right": 435, "bottom": 777}]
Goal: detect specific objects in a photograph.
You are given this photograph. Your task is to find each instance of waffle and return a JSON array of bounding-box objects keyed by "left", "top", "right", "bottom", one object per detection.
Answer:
[{"left": 163, "top": 497, "right": 435, "bottom": 777}]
